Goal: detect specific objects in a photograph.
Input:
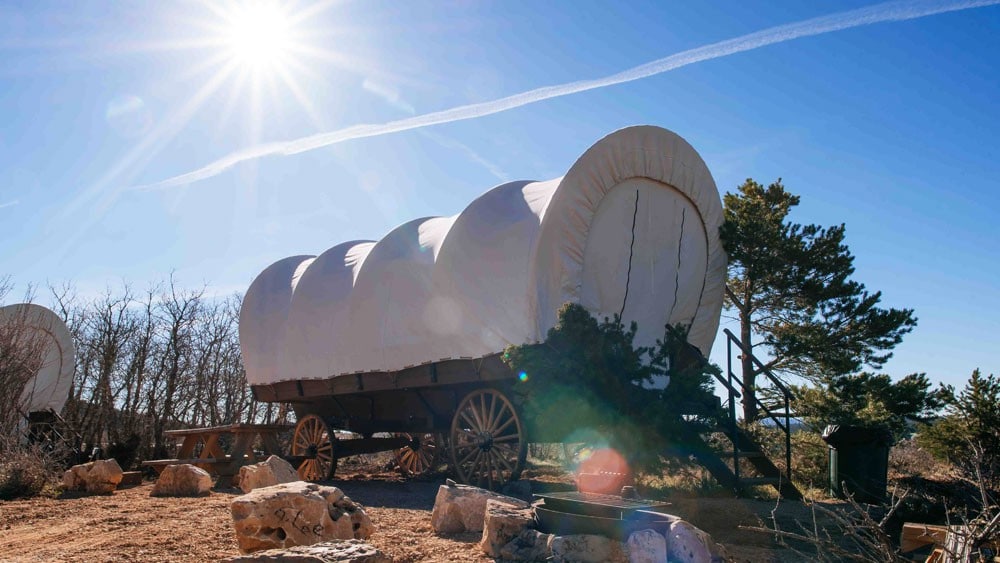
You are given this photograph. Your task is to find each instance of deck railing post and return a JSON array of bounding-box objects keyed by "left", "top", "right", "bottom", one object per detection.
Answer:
[
  {"left": 785, "top": 394, "right": 792, "bottom": 483},
  {"left": 727, "top": 335, "right": 739, "bottom": 486}
]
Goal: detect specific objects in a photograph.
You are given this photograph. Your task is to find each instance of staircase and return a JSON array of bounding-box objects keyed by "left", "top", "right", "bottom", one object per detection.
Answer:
[
  {"left": 22, "top": 408, "right": 81, "bottom": 450},
  {"left": 677, "top": 329, "right": 803, "bottom": 500}
]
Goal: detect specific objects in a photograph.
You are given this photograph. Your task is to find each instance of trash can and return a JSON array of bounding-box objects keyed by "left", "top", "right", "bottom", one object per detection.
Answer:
[{"left": 821, "top": 424, "right": 893, "bottom": 503}]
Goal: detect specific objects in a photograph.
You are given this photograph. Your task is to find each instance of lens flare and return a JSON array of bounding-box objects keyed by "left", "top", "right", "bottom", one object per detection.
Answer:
[
  {"left": 575, "top": 447, "right": 634, "bottom": 495},
  {"left": 518, "top": 371, "right": 528, "bottom": 382},
  {"left": 224, "top": 1, "right": 291, "bottom": 70}
]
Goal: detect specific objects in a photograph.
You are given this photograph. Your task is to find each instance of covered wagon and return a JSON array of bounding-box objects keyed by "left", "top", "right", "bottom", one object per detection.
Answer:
[
  {"left": 239, "top": 125, "right": 726, "bottom": 487},
  {"left": 0, "top": 303, "right": 75, "bottom": 443}
]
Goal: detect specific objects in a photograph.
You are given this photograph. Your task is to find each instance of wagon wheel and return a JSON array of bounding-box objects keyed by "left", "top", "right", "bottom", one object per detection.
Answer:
[
  {"left": 292, "top": 414, "right": 336, "bottom": 481},
  {"left": 394, "top": 433, "right": 443, "bottom": 476},
  {"left": 450, "top": 388, "right": 526, "bottom": 490}
]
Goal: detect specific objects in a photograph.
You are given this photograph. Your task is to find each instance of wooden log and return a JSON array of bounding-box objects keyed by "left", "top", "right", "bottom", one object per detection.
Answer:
[{"left": 900, "top": 522, "right": 948, "bottom": 554}]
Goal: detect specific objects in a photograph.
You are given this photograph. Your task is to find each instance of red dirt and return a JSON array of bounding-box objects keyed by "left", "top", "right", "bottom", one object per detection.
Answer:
[{"left": 0, "top": 470, "right": 819, "bottom": 562}]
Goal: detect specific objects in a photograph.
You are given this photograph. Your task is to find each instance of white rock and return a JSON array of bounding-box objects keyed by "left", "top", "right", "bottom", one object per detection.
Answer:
[
  {"left": 550, "top": 534, "right": 626, "bottom": 563},
  {"left": 500, "top": 528, "right": 554, "bottom": 561},
  {"left": 431, "top": 482, "right": 528, "bottom": 533},
  {"left": 239, "top": 455, "right": 300, "bottom": 493},
  {"left": 222, "top": 539, "right": 389, "bottom": 562},
  {"left": 230, "top": 481, "right": 373, "bottom": 554},
  {"left": 667, "top": 520, "right": 726, "bottom": 563},
  {"left": 151, "top": 463, "right": 213, "bottom": 497},
  {"left": 479, "top": 499, "right": 535, "bottom": 557},
  {"left": 62, "top": 459, "right": 123, "bottom": 494},
  {"left": 626, "top": 529, "right": 667, "bottom": 563}
]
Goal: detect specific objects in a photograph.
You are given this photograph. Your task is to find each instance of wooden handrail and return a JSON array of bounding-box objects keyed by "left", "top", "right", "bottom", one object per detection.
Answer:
[{"left": 722, "top": 329, "right": 793, "bottom": 398}]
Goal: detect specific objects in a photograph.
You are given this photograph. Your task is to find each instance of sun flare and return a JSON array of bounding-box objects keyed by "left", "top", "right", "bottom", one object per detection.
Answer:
[{"left": 224, "top": 2, "right": 292, "bottom": 69}]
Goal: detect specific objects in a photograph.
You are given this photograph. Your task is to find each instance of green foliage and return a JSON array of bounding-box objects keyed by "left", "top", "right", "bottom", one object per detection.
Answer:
[
  {"left": 918, "top": 369, "right": 1000, "bottom": 485},
  {"left": 502, "top": 303, "right": 720, "bottom": 472},
  {"left": 721, "top": 178, "right": 917, "bottom": 419},
  {"left": 791, "top": 372, "right": 947, "bottom": 440}
]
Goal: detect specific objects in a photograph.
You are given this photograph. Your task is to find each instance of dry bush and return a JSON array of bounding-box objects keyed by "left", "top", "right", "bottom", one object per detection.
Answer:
[
  {"left": 636, "top": 463, "right": 731, "bottom": 498},
  {"left": 889, "top": 438, "right": 955, "bottom": 480},
  {"left": 743, "top": 488, "right": 912, "bottom": 562},
  {"left": 0, "top": 437, "right": 64, "bottom": 500},
  {"left": 884, "top": 439, "right": 997, "bottom": 539}
]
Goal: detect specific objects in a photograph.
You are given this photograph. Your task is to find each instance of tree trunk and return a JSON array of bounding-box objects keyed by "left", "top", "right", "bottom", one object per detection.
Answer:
[{"left": 740, "top": 311, "right": 758, "bottom": 422}]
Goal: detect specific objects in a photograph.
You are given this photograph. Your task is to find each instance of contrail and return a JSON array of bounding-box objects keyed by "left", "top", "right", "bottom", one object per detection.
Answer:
[{"left": 137, "top": 0, "right": 998, "bottom": 190}]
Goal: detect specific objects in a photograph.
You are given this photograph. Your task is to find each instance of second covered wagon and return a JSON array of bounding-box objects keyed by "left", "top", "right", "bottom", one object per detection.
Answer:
[{"left": 239, "top": 125, "right": 726, "bottom": 487}]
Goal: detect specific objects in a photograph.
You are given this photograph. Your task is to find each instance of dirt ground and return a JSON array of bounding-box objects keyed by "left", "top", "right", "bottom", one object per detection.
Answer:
[{"left": 0, "top": 468, "right": 828, "bottom": 563}]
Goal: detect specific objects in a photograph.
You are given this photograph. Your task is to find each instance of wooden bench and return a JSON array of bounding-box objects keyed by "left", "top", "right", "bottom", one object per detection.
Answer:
[{"left": 142, "top": 423, "right": 292, "bottom": 488}]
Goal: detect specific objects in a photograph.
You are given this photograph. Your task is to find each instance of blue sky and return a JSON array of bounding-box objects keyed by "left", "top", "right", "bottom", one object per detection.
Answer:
[{"left": 1, "top": 1, "right": 997, "bottom": 390}]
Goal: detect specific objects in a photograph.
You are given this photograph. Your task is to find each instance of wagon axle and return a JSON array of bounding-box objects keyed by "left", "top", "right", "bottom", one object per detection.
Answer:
[{"left": 474, "top": 432, "right": 495, "bottom": 451}]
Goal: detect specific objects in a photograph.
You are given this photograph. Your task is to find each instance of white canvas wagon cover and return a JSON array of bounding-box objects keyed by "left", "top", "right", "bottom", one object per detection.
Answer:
[
  {"left": 240, "top": 125, "right": 726, "bottom": 387},
  {"left": 0, "top": 303, "right": 75, "bottom": 414}
]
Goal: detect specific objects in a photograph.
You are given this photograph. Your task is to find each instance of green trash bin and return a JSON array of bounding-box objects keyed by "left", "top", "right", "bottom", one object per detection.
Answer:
[{"left": 821, "top": 424, "right": 893, "bottom": 503}]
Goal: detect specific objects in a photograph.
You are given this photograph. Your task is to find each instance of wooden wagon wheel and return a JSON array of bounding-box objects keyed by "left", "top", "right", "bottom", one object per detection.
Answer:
[
  {"left": 393, "top": 433, "right": 443, "bottom": 476},
  {"left": 450, "top": 388, "right": 526, "bottom": 490},
  {"left": 292, "top": 414, "right": 336, "bottom": 481}
]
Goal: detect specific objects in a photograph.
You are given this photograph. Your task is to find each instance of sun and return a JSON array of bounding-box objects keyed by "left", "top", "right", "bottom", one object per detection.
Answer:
[{"left": 223, "top": 2, "right": 292, "bottom": 70}]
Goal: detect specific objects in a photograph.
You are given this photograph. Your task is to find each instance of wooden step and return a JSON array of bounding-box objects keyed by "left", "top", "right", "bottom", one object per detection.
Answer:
[{"left": 119, "top": 471, "right": 144, "bottom": 488}]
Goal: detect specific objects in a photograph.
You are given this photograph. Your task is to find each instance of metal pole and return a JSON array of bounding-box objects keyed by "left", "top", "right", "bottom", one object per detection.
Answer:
[
  {"left": 785, "top": 394, "right": 792, "bottom": 483},
  {"left": 727, "top": 336, "right": 739, "bottom": 486}
]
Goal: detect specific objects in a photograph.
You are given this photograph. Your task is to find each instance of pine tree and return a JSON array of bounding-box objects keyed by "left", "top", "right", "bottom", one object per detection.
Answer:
[
  {"left": 790, "top": 372, "right": 945, "bottom": 439},
  {"left": 918, "top": 369, "right": 1000, "bottom": 485},
  {"left": 721, "top": 179, "right": 917, "bottom": 421}
]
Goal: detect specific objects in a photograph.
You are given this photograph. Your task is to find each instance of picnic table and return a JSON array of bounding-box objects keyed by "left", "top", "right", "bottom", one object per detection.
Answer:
[{"left": 142, "top": 423, "right": 292, "bottom": 488}]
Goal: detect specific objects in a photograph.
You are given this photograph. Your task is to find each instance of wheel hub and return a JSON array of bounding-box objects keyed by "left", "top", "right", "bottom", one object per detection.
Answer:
[
  {"left": 305, "top": 444, "right": 318, "bottom": 459},
  {"left": 475, "top": 432, "right": 493, "bottom": 451}
]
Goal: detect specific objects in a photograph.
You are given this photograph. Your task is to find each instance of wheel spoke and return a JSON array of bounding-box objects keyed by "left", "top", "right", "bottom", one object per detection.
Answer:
[
  {"left": 492, "top": 449, "right": 515, "bottom": 472},
  {"left": 486, "top": 393, "right": 498, "bottom": 432},
  {"left": 293, "top": 435, "right": 309, "bottom": 451},
  {"left": 460, "top": 411, "right": 480, "bottom": 432},
  {"left": 486, "top": 450, "right": 494, "bottom": 489},
  {"left": 493, "top": 433, "right": 521, "bottom": 443},
  {"left": 471, "top": 451, "right": 484, "bottom": 487},
  {"left": 492, "top": 442, "right": 519, "bottom": 461},
  {"left": 490, "top": 403, "right": 509, "bottom": 433},
  {"left": 457, "top": 446, "right": 479, "bottom": 467},
  {"left": 493, "top": 414, "right": 516, "bottom": 437},
  {"left": 467, "top": 403, "right": 486, "bottom": 432},
  {"left": 480, "top": 393, "right": 488, "bottom": 431}
]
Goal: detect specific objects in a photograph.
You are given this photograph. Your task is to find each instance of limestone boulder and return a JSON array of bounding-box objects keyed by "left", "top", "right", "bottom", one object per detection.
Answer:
[
  {"left": 222, "top": 539, "right": 389, "bottom": 562},
  {"left": 239, "top": 455, "right": 300, "bottom": 493},
  {"left": 62, "top": 459, "right": 123, "bottom": 494},
  {"left": 151, "top": 463, "right": 213, "bottom": 497},
  {"left": 667, "top": 520, "right": 727, "bottom": 563},
  {"left": 231, "top": 481, "right": 372, "bottom": 554},
  {"left": 625, "top": 529, "right": 667, "bottom": 563},
  {"left": 430, "top": 481, "right": 528, "bottom": 534},
  {"left": 550, "top": 533, "right": 626, "bottom": 563},
  {"left": 499, "top": 528, "right": 554, "bottom": 562},
  {"left": 479, "top": 499, "right": 535, "bottom": 557}
]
